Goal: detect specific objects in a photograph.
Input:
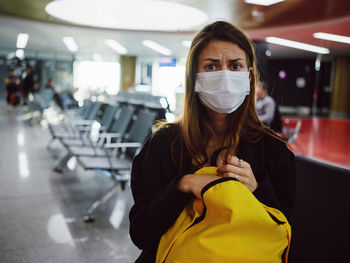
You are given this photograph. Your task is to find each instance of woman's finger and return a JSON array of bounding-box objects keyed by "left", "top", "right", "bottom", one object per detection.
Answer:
[
  {"left": 218, "top": 164, "right": 243, "bottom": 176},
  {"left": 222, "top": 172, "right": 248, "bottom": 184},
  {"left": 225, "top": 156, "right": 248, "bottom": 168}
]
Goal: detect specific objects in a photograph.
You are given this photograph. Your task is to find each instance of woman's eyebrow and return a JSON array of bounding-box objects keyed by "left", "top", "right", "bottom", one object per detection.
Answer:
[
  {"left": 202, "top": 58, "right": 244, "bottom": 62},
  {"left": 229, "top": 58, "right": 244, "bottom": 63},
  {"left": 202, "top": 58, "right": 220, "bottom": 62}
]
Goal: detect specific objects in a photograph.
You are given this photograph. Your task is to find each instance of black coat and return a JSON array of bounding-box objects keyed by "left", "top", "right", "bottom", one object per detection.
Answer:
[{"left": 129, "top": 124, "right": 296, "bottom": 262}]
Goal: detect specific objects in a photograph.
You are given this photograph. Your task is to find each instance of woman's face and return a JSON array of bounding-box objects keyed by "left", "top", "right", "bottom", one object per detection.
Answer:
[{"left": 197, "top": 40, "right": 249, "bottom": 73}]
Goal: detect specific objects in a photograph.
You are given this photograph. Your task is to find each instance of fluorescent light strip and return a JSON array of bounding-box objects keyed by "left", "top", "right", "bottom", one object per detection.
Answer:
[
  {"left": 105, "top": 39, "right": 128, "bottom": 55},
  {"left": 62, "top": 36, "right": 78, "bottom": 52},
  {"left": 313, "top": 32, "right": 350, "bottom": 44},
  {"left": 265, "top": 37, "right": 330, "bottom": 54},
  {"left": 16, "top": 33, "right": 29, "bottom": 49},
  {"left": 245, "top": 0, "right": 284, "bottom": 6},
  {"left": 142, "top": 40, "right": 172, "bottom": 55}
]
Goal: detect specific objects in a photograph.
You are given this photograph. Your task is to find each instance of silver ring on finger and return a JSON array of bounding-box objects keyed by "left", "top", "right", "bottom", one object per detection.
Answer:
[
  {"left": 234, "top": 174, "right": 239, "bottom": 180},
  {"left": 238, "top": 159, "right": 243, "bottom": 166}
]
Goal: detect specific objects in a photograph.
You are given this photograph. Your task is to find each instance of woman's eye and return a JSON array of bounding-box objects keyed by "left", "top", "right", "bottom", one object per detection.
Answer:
[
  {"left": 230, "top": 64, "right": 242, "bottom": 70},
  {"left": 206, "top": 64, "right": 218, "bottom": 71}
]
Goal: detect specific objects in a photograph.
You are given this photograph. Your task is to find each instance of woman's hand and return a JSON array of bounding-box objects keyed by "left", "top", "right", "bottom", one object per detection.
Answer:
[
  {"left": 217, "top": 155, "right": 258, "bottom": 192},
  {"left": 178, "top": 173, "right": 221, "bottom": 199}
]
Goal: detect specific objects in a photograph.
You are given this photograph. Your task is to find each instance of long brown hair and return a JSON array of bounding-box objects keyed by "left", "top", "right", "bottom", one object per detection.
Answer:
[{"left": 158, "top": 21, "right": 282, "bottom": 168}]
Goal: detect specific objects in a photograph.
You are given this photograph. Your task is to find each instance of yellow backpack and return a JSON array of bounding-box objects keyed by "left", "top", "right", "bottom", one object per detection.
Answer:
[{"left": 156, "top": 167, "right": 291, "bottom": 263}]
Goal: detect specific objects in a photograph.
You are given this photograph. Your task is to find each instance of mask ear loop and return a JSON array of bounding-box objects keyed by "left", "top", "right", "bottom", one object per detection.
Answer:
[{"left": 248, "top": 67, "right": 253, "bottom": 83}]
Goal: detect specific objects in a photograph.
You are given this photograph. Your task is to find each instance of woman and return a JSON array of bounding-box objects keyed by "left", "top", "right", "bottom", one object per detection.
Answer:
[{"left": 129, "top": 21, "right": 296, "bottom": 262}]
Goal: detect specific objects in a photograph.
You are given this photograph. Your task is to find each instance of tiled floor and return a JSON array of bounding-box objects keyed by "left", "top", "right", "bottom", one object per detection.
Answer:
[{"left": 0, "top": 102, "right": 140, "bottom": 262}]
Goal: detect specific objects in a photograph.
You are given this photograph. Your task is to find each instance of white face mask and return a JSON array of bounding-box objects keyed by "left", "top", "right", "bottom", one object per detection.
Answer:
[{"left": 195, "top": 70, "right": 250, "bottom": 114}]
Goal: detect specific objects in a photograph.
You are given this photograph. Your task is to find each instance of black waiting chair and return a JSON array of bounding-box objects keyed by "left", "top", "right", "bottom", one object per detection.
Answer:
[
  {"left": 77, "top": 108, "right": 159, "bottom": 222},
  {"left": 281, "top": 118, "right": 303, "bottom": 153},
  {"left": 26, "top": 88, "right": 55, "bottom": 123},
  {"left": 53, "top": 104, "right": 136, "bottom": 172},
  {"left": 59, "top": 103, "right": 117, "bottom": 147},
  {"left": 46, "top": 100, "right": 104, "bottom": 149}
]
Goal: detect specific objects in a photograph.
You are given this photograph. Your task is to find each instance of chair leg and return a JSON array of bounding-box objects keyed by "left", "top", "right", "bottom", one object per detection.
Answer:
[
  {"left": 114, "top": 173, "right": 130, "bottom": 191},
  {"left": 120, "top": 181, "right": 127, "bottom": 191},
  {"left": 84, "top": 182, "right": 120, "bottom": 223},
  {"left": 53, "top": 152, "right": 73, "bottom": 173},
  {"left": 293, "top": 141, "right": 305, "bottom": 155},
  {"left": 46, "top": 137, "right": 56, "bottom": 150}
]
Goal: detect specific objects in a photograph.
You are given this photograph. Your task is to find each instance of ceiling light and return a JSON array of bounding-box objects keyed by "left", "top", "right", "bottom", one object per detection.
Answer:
[
  {"left": 16, "top": 33, "right": 29, "bottom": 49},
  {"left": 313, "top": 32, "right": 350, "bottom": 44},
  {"left": 45, "top": 0, "right": 208, "bottom": 31},
  {"left": 251, "top": 8, "right": 264, "bottom": 22},
  {"left": 105, "top": 39, "right": 128, "bottom": 55},
  {"left": 182, "top": 40, "right": 192, "bottom": 48},
  {"left": 245, "top": 0, "right": 285, "bottom": 6},
  {"left": 265, "top": 37, "right": 330, "bottom": 54},
  {"left": 16, "top": 49, "right": 24, "bottom": 59},
  {"left": 142, "top": 40, "right": 172, "bottom": 56},
  {"left": 62, "top": 37, "right": 78, "bottom": 52}
]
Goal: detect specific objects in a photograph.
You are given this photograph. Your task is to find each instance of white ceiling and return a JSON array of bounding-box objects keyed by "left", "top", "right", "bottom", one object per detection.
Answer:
[
  {"left": 0, "top": 0, "right": 349, "bottom": 61},
  {"left": 0, "top": 14, "right": 197, "bottom": 60}
]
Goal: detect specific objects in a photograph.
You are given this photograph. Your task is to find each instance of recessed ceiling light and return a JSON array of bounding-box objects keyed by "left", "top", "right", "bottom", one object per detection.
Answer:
[
  {"left": 45, "top": 0, "right": 208, "bottom": 31},
  {"left": 16, "top": 33, "right": 29, "bottom": 49},
  {"left": 142, "top": 40, "right": 172, "bottom": 55},
  {"left": 105, "top": 39, "right": 128, "bottom": 55},
  {"left": 265, "top": 37, "right": 330, "bottom": 54},
  {"left": 62, "top": 37, "right": 78, "bottom": 52},
  {"left": 313, "top": 32, "right": 350, "bottom": 44},
  {"left": 16, "top": 49, "right": 24, "bottom": 59},
  {"left": 245, "top": 0, "right": 285, "bottom": 6}
]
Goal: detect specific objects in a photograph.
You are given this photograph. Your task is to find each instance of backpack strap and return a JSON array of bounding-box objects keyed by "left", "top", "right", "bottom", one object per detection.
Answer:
[{"left": 210, "top": 146, "right": 229, "bottom": 166}]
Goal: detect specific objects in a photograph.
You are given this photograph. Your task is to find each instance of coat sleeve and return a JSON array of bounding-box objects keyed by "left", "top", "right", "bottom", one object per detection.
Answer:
[
  {"left": 129, "top": 130, "right": 193, "bottom": 250},
  {"left": 253, "top": 138, "right": 296, "bottom": 220}
]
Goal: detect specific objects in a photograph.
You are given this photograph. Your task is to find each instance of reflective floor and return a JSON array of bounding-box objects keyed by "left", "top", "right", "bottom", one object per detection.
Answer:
[
  {"left": 286, "top": 117, "right": 350, "bottom": 169},
  {"left": 0, "top": 102, "right": 140, "bottom": 262}
]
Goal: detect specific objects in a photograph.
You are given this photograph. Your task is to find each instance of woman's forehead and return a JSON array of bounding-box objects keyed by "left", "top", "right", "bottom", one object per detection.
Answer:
[{"left": 198, "top": 40, "right": 246, "bottom": 60}]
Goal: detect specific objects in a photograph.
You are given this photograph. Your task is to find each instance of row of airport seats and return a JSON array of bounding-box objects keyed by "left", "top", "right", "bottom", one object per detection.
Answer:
[
  {"left": 46, "top": 91, "right": 170, "bottom": 222},
  {"left": 30, "top": 88, "right": 56, "bottom": 111},
  {"left": 24, "top": 88, "right": 56, "bottom": 122}
]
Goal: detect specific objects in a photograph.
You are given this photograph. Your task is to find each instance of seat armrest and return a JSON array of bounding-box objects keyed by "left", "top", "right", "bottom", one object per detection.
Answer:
[
  {"left": 76, "top": 126, "right": 92, "bottom": 131},
  {"left": 72, "top": 120, "right": 94, "bottom": 125},
  {"left": 99, "top": 133, "right": 123, "bottom": 139},
  {"left": 104, "top": 142, "right": 142, "bottom": 148}
]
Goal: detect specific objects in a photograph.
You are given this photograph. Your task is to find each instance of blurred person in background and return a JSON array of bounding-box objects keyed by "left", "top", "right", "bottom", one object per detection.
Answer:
[
  {"left": 256, "top": 81, "right": 282, "bottom": 132},
  {"left": 255, "top": 81, "right": 276, "bottom": 127},
  {"left": 45, "top": 78, "right": 55, "bottom": 90},
  {"left": 45, "top": 78, "right": 63, "bottom": 109},
  {"left": 5, "top": 68, "right": 21, "bottom": 106},
  {"left": 21, "top": 66, "right": 35, "bottom": 105}
]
